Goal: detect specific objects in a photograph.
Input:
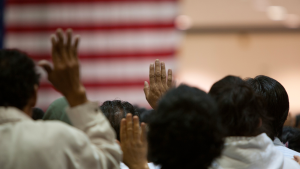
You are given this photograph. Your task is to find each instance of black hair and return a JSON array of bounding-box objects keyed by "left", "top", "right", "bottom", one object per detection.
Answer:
[
  {"left": 209, "top": 75, "right": 272, "bottom": 138},
  {"left": 0, "top": 49, "right": 40, "bottom": 110},
  {"left": 281, "top": 126, "right": 300, "bottom": 153},
  {"left": 100, "top": 100, "right": 140, "bottom": 141},
  {"left": 148, "top": 85, "right": 224, "bottom": 169},
  {"left": 32, "top": 107, "right": 45, "bottom": 120},
  {"left": 246, "top": 75, "right": 289, "bottom": 139}
]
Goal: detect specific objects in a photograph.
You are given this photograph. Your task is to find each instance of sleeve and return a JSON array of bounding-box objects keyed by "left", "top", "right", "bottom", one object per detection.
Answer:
[{"left": 65, "top": 101, "right": 122, "bottom": 169}]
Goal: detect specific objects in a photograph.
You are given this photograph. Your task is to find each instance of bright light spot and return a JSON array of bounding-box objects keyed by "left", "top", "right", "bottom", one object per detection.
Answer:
[
  {"left": 284, "top": 14, "right": 300, "bottom": 28},
  {"left": 266, "top": 6, "right": 287, "bottom": 21},
  {"left": 175, "top": 15, "right": 192, "bottom": 30}
]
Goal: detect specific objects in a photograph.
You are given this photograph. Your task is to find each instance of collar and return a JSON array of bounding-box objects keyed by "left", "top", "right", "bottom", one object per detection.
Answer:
[
  {"left": 0, "top": 106, "right": 32, "bottom": 125},
  {"left": 273, "top": 137, "right": 285, "bottom": 147}
]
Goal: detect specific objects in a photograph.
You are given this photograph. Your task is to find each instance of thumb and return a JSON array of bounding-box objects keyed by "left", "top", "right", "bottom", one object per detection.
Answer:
[
  {"left": 38, "top": 60, "right": 53, "bottom": 75},
  {"left": 143, "top": 81, "right": 150, "bottom": 98}
]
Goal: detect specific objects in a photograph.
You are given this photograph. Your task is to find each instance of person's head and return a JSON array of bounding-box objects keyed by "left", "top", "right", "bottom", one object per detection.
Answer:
[
  {"left": 281, "top": 126, "right": 300, "bottom": 153},
  {"left": 209, "top": 75, "right": 271, "bottom": 138},
  {"left": 0, "top": 49, "right": 40, "bottom": 116},
  {"left": 100, "top": 100, "right": 140, "bottom": 141},
  {"left": 246, "top": 75, "right": 289, "bottom": 139},
  {"left": 148, "top": 85, "right": 224, "bottom": 169}
]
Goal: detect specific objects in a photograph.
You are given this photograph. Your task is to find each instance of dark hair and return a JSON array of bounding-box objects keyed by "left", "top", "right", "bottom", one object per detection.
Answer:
[
  {"left": 148, "top": 85, "right": 224, "bottom": 169},
  {"left": 100, "top": 100, "right": 140, "bottom": 141},
  {"left": 209, "top": 75, "right": 272, "bottom": 138},
  {"left": 0, "top": 49, "right": 40, "bottom": 110},
  {"left": 246, "top": 75, "right": 289, "bottom": 139},
  {"left": 281, "top": 126, "right": 300, "bottom": 153}
]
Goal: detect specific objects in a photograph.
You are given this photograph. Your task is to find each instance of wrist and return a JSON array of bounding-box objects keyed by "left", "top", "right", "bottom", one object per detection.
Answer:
[{"left": 64, "top": 86, "right": 88, "bottom": 107}]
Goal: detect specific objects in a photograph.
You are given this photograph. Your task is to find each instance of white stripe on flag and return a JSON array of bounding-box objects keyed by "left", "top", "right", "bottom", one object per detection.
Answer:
[
  {"left": 5, "top": 2, "right": 178, "bottom": 26},
  {"left": 37, "top": 57, "right": 176, "bottom": 82},
  {"left": 5, "top": 30, "right": 181, "bottom": 55},
  {"left": 37, "top": 87, "right": 149, "bottom": 109}
]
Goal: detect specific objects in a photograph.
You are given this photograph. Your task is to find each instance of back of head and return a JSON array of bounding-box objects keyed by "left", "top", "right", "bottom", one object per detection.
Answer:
[
  {"left": 0, "top": 49, "right": 39, "bottom": 110},
  {"left": 209, "top": 75, "right": 271, "bottom": 138},
  {"left": 100, "top": 100, "right": 139, "bottom": 141},
  {"left": 246, "top": 75, "right": 289, "bottom": 139},
  {"left": 148, "top": 85, "right": 224, "bottom": 169}
]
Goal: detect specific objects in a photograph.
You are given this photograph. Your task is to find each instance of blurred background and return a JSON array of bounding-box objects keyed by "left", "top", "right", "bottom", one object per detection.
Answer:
[{"left": 1, "top": 0, "right": 300, "bottom": 115}]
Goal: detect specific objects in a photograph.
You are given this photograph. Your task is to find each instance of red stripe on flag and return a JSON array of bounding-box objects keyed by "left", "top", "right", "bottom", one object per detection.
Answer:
[
  {"left": 6, "top": 23, "right": 176, "bottom": 33},
  {"left": 29, "top": 51, "right": 176, "bottom": 60},
  {"left": 7, "top": 0, "right": 178, "bottom": 5}
]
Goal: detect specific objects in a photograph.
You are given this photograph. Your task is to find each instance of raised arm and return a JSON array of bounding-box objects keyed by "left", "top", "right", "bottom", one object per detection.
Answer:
[
  {"left": 39, "top": 28, "right": 122, "bottom": 169},
  {"left": 120, "top": 113, "right": 149, "bottom": 169},
  {"left": 144, "top": 59, "right": 173, "bottom": 109}
]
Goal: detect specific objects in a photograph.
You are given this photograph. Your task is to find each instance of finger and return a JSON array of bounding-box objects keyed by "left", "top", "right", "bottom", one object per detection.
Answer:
[
  {"left": 72, "top": 35, "right": 80, "bottom": 59},
  {"left": 144, "top": 81, "right": 150, "bottom": 98},
  {"left": 120, "top": 118, "right": 127, "bottom": 144},
  {"left": 133, "top": 116, "right": 140, "bottom": 142},
  {"left": 161, "top": 62, "right": 168, "bottom": 90},
  {"left": 38, "top": 60, "right": 53, "bottom": 75},
  {"left": 155, "top": 59, "right": 165, "bottom": 92},
  {"left": 294, "top": 155, "right": 300, "bottom": 162},
  {"left": 149, "top": 64, "right": 155, "bottom": 89},
  {"left": 126, "top": 113, "right": 133, "bottom": 141},
  {"left": 51, "top": 35, "right": 60, "bottom": 66},
  {"left": 56, "top": 28, "right": 67, "bottom": 62},
  {"left": 167, "top": 69, "right": 173, "bottom": 88},
  {"left": 141, "top": 122, "right": 147, "bottom": 143},
  {"left": 66, "top": 28, "right": 72, "bottom": 59}
]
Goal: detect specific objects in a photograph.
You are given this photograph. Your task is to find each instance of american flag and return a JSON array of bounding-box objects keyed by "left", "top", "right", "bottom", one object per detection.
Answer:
[{"left": 2, "top": 0, "right": 180, "bottom": 109}]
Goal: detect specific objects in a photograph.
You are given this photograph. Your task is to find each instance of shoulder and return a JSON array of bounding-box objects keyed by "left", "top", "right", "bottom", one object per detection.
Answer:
[
  {"left": 283, "top": 157, "right": 300, "bottom": 169},
  {"left": 16, "top": 120, "right": 88, "bottom": 149},
  {"left": 275, "top": 145, "right": 300, "bottom": 159}
]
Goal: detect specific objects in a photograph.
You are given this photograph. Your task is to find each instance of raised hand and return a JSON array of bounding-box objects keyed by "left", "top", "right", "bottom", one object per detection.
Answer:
[
  {"left": 39, "top": 28, "right": 87, "bottom": 107},
  {"left": 120, "top": 114, "right": 149, "bottom": 169},
  {"left": 144, "top": 59, "right": 173, "bottom": 109}
]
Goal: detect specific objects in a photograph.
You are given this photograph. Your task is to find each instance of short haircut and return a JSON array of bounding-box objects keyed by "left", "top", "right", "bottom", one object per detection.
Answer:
[
  {"left": 100, "top": 100, "right": 140, "bottom": 141},
  {"left": 209, "top": 75, "right": 272, "bottom": 138},
  {"left": 148, "top": 85, "right": 224, "bottom": 169},
  {"left": 246, "top": 75, "right": 289, "bottom": 139},
  {"left": 0, "top": 49, "right": 40, "bottom": 110}
]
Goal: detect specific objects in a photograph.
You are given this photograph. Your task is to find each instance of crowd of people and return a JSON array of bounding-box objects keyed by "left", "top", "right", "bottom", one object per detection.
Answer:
[{"left": 1, "top": 28, "right": 300, "bottom": 169}]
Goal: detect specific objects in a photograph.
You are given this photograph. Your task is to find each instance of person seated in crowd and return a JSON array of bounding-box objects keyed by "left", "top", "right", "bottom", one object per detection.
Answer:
[
  {"left": 43, "top": 97, "right": 140, "bottom": 140},
  {"left": 209, "top": 75, "right": 300, "bottom": 169},
  {"left": 145, "top": 85, "right": 225, "bottom": 169},
  {"left": 281, "top": 127, "right": 300, "bottom": 153},
  {"left": 246, "top": 75, "right": 300, "bottom": 158},
  {"left": 0, "top": 29, "right": 121, "bottom": 169},
  {"left": 32, "top": 107, "right": 45, "bottom": 120},
  {"left": 43, "top": 97, "right": 72, "bottom": 125}
]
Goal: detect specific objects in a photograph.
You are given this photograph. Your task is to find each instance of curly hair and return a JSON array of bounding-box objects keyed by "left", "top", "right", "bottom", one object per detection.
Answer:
[
  {"left": 0, "top": 49, "right": 40, "bottom": 110},
  {"left": 209, "top": 75, "right": 272, "bottom": 138},
  {"left": 148, "top": 85, "right": 225, "bottom": 169},
  {"left": 246, "top": 75, "right": 289, "bottom": 139},
  {"left": 100, "top": 100, "right": 140, "bottom": 141}
]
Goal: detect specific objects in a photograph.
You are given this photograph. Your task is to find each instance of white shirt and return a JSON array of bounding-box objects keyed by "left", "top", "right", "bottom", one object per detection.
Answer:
[
  {"left": 274, "top": 137, "right": 300, "bottom": 159},
  {"left": 0, "top": 102, "right": 122, "bottom": 169},
  {"left": 215, "top": 133, "right": 300, "bottom": 169}
]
